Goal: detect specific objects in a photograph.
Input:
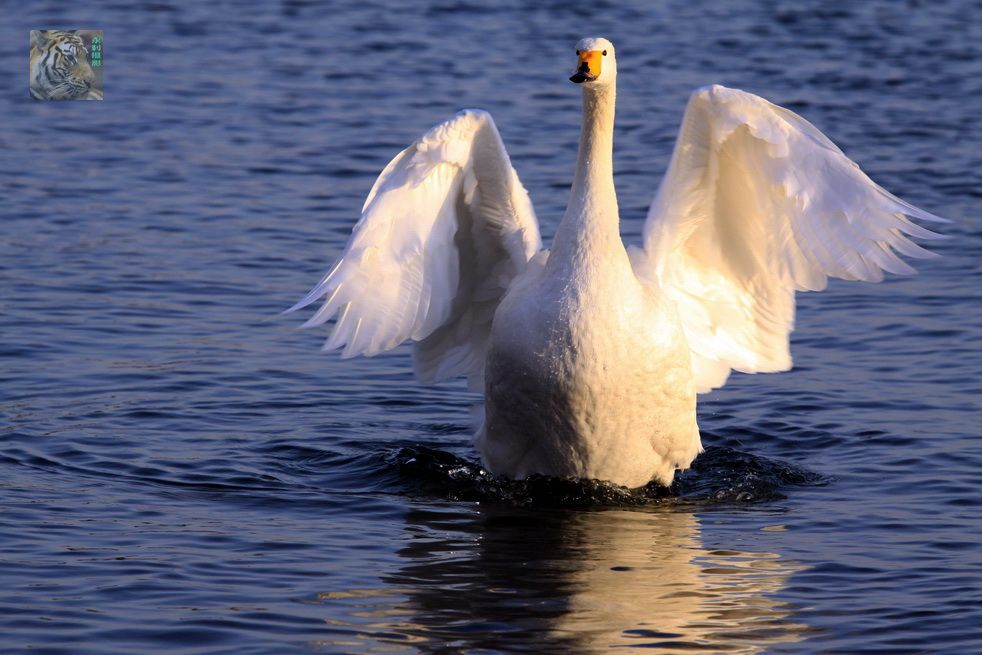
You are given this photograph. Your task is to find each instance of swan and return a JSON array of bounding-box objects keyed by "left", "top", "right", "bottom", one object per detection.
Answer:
[{"left": 288, "top": 37, "right": 944, "bottom": 488}]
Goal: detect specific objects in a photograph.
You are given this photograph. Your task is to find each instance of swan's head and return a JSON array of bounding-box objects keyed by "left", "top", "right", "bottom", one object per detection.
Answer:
[{"left": 570, "top": 37, "right": 616, "bottom": 86}]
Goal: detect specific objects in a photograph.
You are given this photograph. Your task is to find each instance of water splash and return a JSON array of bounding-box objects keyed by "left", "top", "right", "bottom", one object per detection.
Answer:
[{"left": 384, "top": 444, "right": 827, "bottom": 507}]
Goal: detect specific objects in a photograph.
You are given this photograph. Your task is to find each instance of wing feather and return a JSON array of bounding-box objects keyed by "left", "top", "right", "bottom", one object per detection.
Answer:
[
  {"left": 288, "top": 110, "right": 541, "bottom": 388},
  {"left": 641, "top": 85, "right": 946, "bottom": 393}
]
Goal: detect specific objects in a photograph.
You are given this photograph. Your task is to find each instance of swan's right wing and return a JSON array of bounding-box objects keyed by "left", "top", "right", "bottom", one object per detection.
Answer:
[{"left": 287, "top": 110, "right": 541, "bottom": 390}]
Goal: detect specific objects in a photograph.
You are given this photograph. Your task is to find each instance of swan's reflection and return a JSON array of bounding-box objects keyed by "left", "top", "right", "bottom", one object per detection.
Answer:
[{"left": 317, "top": 506, "right": 810, "bottom": 653}]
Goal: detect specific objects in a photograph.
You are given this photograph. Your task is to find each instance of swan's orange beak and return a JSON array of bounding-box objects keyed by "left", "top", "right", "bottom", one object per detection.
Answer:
[{"left": 570, "top": 50, "right": 602, "bottom": 83}]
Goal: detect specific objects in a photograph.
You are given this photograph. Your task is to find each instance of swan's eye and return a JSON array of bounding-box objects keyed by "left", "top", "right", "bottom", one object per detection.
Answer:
[
  {"left": 575, "top": 50, "right": 580, "bottom": 55},
  {"left": 602, "top": 50, "right": 607, "bottom": 56}
]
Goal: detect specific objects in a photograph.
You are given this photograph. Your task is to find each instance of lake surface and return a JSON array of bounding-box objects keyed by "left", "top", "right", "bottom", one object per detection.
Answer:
[{"left": 1, "top": 1, "right": 980, "bottom": 653}]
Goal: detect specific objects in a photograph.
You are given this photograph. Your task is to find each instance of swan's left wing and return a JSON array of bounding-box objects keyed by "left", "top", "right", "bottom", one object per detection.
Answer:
[
  {"left": 287, "top": 110, "right": 541, "bottom": 390},
  {"left": 640, "top": 85, "right": 946, "bottom": 392}
]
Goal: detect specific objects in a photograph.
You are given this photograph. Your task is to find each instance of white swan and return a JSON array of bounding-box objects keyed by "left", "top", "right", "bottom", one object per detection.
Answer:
[{"left": 288, "top": 37, "right": 944, "bottom": 488}]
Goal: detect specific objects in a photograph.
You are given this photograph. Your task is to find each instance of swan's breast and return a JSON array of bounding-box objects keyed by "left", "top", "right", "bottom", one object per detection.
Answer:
[{"left": 480, "top": 263, "right": 700, "bottom": 486}]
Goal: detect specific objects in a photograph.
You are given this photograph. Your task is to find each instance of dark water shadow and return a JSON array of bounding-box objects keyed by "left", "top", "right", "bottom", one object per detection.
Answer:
[{"left": 380, "top": 441, "right": 827, "bottom": 508}]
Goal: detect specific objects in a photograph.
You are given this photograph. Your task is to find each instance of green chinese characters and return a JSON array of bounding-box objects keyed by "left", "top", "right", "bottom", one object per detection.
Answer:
[{"left": 91, "top": 35, "right": 102, "bottom": 67}]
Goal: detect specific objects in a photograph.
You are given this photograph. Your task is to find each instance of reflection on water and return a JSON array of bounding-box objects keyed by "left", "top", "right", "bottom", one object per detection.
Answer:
[{"left": 314, "top": 507, "right": 810, "bottom": 653}]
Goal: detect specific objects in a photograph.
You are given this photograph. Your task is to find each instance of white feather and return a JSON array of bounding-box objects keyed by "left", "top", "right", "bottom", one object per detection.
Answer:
[{"left": 286, "top": 110, "right": 541, "bottom": 390}]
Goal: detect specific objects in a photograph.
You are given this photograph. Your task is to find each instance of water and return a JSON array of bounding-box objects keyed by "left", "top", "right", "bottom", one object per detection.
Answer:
[{"left": 1, "top": 1, "right": 980, "bottom": 653}]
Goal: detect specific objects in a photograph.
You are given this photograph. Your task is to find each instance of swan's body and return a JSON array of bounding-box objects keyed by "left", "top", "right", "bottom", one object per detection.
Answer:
[
  {"left": 289, "top": 38, "right": 944, "bottom": 488},
  {"left": 482, "top": 249, "right": 699, "bottom": 487}
]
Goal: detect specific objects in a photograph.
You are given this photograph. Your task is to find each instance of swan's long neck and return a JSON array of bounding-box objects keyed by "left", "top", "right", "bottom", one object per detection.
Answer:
[{"left": 550, "top": 83, "right": 621, "bottom": 273}]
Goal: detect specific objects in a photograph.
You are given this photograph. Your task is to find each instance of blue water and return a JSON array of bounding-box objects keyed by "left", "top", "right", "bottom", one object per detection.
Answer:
[{"left": 1, "top": 1, "right": 980, "bottom": 653}]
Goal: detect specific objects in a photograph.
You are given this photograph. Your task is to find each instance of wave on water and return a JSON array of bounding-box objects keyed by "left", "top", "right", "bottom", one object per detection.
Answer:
[{"left": 2, "top": 428, "right": 826, "bottom": 511}]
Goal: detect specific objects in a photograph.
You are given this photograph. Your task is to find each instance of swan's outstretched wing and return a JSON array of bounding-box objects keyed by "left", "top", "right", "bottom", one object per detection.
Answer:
[
  {"left": 288, "top": 110, "right": 541, "bottom": 389},
  {"left": 640, "top": 85, "right": 946, "bottom": 393}
]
